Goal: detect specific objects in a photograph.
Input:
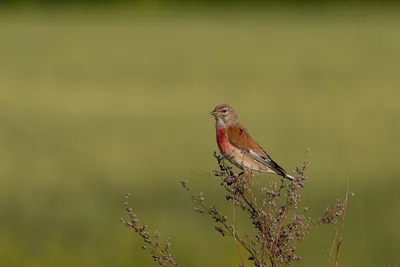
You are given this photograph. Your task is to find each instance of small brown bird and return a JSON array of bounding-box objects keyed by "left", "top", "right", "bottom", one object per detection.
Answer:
[{"left": 210, "top": 104, "right": 294, "bottom": 181}]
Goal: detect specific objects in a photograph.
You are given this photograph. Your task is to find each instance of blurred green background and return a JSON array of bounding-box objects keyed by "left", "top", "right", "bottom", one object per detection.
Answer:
[{"left": 1, "top": 2, "right": 400, "bottom": 267}]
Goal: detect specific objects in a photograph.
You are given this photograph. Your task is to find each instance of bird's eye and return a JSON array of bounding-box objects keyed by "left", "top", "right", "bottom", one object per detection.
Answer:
[{"left": 222, "top": 109, "right": 227, "bottom": 113}]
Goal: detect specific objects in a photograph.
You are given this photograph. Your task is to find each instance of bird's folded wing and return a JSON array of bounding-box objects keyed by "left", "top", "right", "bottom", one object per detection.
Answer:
[
  {"left": 249, "top": 149, "right": 287, "bottom": 177},
  {"left": 248, "top": 149, "right": 273, "bottom": 165},
  {"left": 227, "top": 124, "right": 287, "bottom": 176},
  {"left": 227, "top": 125, "right": 269, "bottom": 159}
]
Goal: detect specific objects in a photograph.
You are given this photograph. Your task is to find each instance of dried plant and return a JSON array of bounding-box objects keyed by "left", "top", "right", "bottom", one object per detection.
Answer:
[
  {"left": 121, "top": 194, "right": 177, "bottom": 267},
  {"left": 122, "top": 150, "right": 353, "bottom": 267}
]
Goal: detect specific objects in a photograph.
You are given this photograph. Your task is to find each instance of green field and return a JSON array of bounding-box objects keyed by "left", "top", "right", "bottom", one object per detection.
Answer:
[{"left": 1, "top": 8, "right": 400, "bottom": 267}]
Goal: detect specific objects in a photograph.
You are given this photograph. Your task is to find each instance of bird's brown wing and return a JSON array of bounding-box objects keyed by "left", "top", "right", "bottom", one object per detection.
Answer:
[
  {"left": 227, "top": 124, "right": 287, "bottom": 177},
  {"left": 227, "top": 124, "right": 268, "bottom": 158}
]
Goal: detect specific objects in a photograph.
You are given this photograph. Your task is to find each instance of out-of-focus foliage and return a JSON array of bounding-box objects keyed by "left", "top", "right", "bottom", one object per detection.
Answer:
[
  {"left": 0, "top": 0, "right": 396, "bottom": 6},
  {"left": 0, "top": 7, "right": 399, "bottom": 267}
]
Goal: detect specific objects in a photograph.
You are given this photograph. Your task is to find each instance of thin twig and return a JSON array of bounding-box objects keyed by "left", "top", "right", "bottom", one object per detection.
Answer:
[
  {"left": 232, "top": 205, "right": 245, "bottom": 266},
  {"left": 334, "top": 179, "right": 350, "bottom": 267}
]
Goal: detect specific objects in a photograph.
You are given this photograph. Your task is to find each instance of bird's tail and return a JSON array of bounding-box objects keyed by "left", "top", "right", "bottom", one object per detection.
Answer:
[
  {"left": 284, "top": 173, "right": 304, "bottom": 188},
  {"left": 284, "top": 173, "right": 294, "bottom": 181}
]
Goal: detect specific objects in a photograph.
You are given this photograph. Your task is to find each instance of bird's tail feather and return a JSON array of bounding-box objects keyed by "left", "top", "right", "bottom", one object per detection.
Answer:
[
  {"left": 284, "top": 173, "right": 304, "bottom": 188},
  {"left": 284, "top": 173, "right": 294, "bottom": 181}
]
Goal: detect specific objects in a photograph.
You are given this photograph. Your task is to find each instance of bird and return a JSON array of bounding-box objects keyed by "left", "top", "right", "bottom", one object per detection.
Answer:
[{"left": 210, "top": 104, "right": 294, "bottom": 182}]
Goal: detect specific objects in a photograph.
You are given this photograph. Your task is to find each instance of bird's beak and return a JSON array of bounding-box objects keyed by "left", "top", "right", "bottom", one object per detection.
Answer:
[{"left": 210, "top": 109, "right": 217, "bottom": 116}]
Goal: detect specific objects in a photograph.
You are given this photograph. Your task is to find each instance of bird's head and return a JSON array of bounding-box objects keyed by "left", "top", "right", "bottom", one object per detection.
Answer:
[{"left": 210, "top": 104, "right": 238, "bottom": 126}]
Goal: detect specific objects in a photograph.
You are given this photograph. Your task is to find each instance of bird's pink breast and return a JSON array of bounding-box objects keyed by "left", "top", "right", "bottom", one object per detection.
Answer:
[{"left": 216, "top": 128, "right": 230, "bottom": 151}]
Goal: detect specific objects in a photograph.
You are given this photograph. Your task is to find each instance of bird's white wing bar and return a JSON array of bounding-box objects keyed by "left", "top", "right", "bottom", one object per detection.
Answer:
[{"left": 248, "top": 149, "right": 272, "bottom": 166}]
